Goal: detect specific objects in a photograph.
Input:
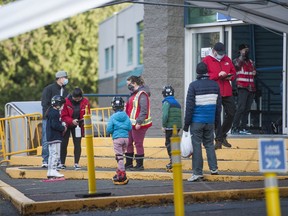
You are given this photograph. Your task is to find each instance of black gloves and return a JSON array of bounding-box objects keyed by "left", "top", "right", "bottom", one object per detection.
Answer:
[{"left": 183, "top": 125, "right": 189, "bottom": 132}]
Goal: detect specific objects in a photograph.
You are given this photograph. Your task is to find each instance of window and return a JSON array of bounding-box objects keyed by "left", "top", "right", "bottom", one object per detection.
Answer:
[
  {"left": 105, "top": 48, "right": 110, "bottom": 72},
  {"left": 111, "top": 45, "right": 114, "bottom": 70},
  {"left": 127, "top": 37, "right": 133, "bottom": 65},
  {"left": 137, "top": 21, "right": 144, "bottom": 65}
]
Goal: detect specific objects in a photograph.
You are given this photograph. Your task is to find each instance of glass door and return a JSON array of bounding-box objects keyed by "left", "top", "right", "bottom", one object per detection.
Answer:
[{"left": 184, "top": 26, "right": 231, "bottom": 94}]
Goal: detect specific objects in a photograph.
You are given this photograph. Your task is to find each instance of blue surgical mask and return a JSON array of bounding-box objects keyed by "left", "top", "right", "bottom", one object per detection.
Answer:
[
  {"left": 216, "top": 54, "right": 224, "bottom": 60},
  {"left": 63, "top": 78, "right": 69, "bottom": 86}
]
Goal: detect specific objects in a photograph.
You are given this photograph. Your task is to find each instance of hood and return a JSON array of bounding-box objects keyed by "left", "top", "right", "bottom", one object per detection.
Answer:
[{"left": 113, "top": 111, "right": 129, "bottom": 122}]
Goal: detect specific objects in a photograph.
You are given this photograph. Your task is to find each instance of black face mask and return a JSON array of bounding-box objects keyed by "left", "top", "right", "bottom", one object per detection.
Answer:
[
  {"left": 128, "top": 84, "right": 134, "bottom": 92},
  {"left": 244, "top": 51, "right": 250, "bottom": 59}
]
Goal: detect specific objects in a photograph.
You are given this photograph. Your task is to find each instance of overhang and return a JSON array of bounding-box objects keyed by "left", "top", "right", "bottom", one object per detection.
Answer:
[{"left": 185, "top": 0, "right": 288, "bottom": 33}]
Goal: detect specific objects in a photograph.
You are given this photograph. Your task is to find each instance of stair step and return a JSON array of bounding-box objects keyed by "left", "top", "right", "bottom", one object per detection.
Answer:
[
  {"left": 10, "top": 155, "right": 261, "bottom": 172},
  {"left": 8, "top": 166, "right": 286, "bottom": 181},
  {"left": 35, "top": 147, "right": 288, "bottom": 161}
]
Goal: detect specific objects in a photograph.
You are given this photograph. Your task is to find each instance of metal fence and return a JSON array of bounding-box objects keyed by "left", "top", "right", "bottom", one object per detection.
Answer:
[
  {"left": 0, "top": 113, "right": 42, "bottom": 164},
  {"left": 0, "top": 107, "right": 113, "bottom": 164}
]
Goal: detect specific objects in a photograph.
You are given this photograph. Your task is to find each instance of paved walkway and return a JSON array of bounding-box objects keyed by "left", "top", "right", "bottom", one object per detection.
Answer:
[{"left": 1, "top": 167, "right": 288, "bottom": 215}]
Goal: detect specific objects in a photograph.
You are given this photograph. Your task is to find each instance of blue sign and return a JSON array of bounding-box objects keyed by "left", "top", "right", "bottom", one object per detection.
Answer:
[{"left": 259, "top": 139, "right": 287, "bottom": 173}]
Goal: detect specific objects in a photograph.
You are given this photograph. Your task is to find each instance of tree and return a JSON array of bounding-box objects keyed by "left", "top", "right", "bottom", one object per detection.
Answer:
[{"left": 0, "top": 3, "right": 129, "bottom": 117}]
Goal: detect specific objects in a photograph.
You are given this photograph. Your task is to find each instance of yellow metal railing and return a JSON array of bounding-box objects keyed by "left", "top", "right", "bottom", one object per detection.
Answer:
[
  {"left": 0, "top": 113, "right": 42, "bottom": 164},
  {"left": 90, "top": 107, "right": 112, "bottom": 137},
  {"left": 0, "top": 107, "right": 113, "bottom": 164}
]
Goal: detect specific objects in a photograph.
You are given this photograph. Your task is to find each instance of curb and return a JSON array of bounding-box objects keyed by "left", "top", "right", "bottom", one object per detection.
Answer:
[
  {"left": 1, "top": 179, "right": 288, "bottom": 215},
  {"left": 5, "top": 167, "right": 288, "bottom": 182}
]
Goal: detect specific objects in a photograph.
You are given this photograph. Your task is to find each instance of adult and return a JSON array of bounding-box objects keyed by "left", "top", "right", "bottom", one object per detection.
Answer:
[
  {"left": 183, "top": 62, "right": 221, "bottom": 182},
  {"left": 59, "top": 88, "right": 90, "bottom": 170},
  {"left": 203, "top": 42, "right": 236, "bottom": 149},
  {"left": 232, "top": 44, "right": 256, "bottom": 135},
  {"left": 125, "top": 75, "right": 152, "bottom": 171},
  {"left": 41, "top": 71, "right": 69, "bottom": 168}
]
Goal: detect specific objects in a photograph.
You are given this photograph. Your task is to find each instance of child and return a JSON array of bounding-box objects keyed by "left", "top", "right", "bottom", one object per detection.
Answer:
[
  {"left": 46, "top": 95, "right": 67, "bottom": 179},
  {"left": 107, "top": 96, "right": 132, "bottom": 185},
  {"left": 161, "top": 85, "right": 182, "bottom": 171},
  {"left": 183, "top": 62, "right": 222, "bottom": 182}
]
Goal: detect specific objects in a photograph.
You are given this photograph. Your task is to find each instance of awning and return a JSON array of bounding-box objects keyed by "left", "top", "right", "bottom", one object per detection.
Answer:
[
  {"left": 0, "top": 0, "right": 114, "bottom": 42},
  {"left": 186, "top": 0, "right": 288, "bottom": 33}
]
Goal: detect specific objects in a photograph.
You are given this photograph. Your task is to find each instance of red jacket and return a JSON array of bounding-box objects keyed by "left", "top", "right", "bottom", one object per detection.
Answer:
[
  {"left": 203, "top": 55, "right": 236, "bottom": 97},
  {"left": 233, "top": 58, "right": 256, "bottom": 92},
  {"left": 61, "top": 96, "right": 90, "bottom": 135}
]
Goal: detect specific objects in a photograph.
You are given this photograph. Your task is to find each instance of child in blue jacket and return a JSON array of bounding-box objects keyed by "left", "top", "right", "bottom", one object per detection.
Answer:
[{"left": 107, "top": 96, "right": 132, "bottom": 185}]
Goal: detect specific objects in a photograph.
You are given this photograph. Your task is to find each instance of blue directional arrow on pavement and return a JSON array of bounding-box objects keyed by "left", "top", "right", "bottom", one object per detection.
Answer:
[{"left": 259, "top": 139, "right": 287, "bottom": 173}]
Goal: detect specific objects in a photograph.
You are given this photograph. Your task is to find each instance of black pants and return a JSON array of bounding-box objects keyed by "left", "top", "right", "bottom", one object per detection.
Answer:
[
  {"left": 61, "top": 127, "right": 82, "bottom": 165},
  {"left": 165, "top": 129, "right": 180, "bottom": 157},
  {"left": 233, "top": 88, "right": 255, "bottom": 129},
  {"left": 215, "top": 96, "right": 236, "bottom": 141}
]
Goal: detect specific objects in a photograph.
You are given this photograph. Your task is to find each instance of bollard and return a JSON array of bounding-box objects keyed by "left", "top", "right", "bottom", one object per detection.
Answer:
[
  {"left": 264, "top": 173, "right": 281, "bottom": 216},
  {"left": 75, "top": 106, "right": 111, "bottom": 198},
  {"left": 171, "top": 125, "right": 184, "bottom": 216}
]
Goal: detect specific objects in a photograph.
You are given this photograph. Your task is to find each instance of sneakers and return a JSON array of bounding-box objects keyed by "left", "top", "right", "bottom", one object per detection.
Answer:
[
  {"left": 187, "top": 174, "right": 203, "bottom": 182},
  {"left": 74, "top": 164, "right": 81, "bottom": 170},
  {"left": 239, "top": 129, "right": 252, "bottom": 135},
  {"left": 210, "top": 169, "right": 219, "bottom": 175},
  {"left": 112, "top": 170, "right": 129, "bottom": 185},
  {"left": 41, "top": 163, "right": 48, "bottom": 168},
  {"left": 57, "top": 164, "right": 66, "bottom": 170},
  {"left": 47, "top": 170, "right": 64, "bottom": 178}
]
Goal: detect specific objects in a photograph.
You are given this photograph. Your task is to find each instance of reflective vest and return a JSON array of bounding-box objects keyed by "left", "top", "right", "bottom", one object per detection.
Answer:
[
  {"left": 236, "top": 59, "right": 256, "bottom": 92},
  {"left": 127, "top": 90, "right": 152, "bottom": 128}
]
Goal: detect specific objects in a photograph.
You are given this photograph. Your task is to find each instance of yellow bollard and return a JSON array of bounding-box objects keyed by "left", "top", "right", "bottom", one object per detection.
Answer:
[
  {"left": 83, "top": 105, "right": 96, "bottom": 194},
  {"left": 75, "top": 106, "right": 111, "bottom": 198},
  {"left": 264, "top": 173, "right": 281, "bottom": 216},
  {"left": 171, "top": 125, "right": 185, "bottom": 216}
]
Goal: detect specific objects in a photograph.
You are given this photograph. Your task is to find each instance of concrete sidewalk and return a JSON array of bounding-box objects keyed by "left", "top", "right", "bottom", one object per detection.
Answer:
[{"left": 1, "top": 167, "right": 288, "bottom": 215}]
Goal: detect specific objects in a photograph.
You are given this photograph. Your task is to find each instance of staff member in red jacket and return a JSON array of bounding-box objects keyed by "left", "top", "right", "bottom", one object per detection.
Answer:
[
  {"left": 203, "top": 42, "right": 236, "bottom": 150},
  {"left": 59, "top": 87, "right": 90, "bottom": 170},
  {"left": 125, "top": 75, "right": 152, "bottom": 171},
  {"left": 231, "top": 44, "right": 256, "bottom": 135}
]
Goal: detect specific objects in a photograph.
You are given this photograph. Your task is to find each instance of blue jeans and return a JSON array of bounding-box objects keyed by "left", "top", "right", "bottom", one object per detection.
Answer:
[
  {"left": 41, "top": 119, "right": 49, "bottom": 164},
  {"left": 190, "top": 122, "right": 218, "bottom": 175}
]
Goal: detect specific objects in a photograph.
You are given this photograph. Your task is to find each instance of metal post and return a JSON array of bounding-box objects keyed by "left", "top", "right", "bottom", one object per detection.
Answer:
[
  {"left": 171, "top": 125, "right": 184, "bottom": 216},
  {"left": 75, "top": 106, "right": 111, "bottom": 198},
  {"left": 264, "top": 172, "right": 281, "bottom": 216},
  {"left": 84, "top": 106, "right": 96, "bottom": 194}
]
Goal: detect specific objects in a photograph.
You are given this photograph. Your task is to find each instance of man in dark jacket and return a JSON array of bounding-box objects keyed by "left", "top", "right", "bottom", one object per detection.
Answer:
[
  {"left": 41, "top": 71, "right": 69, "bottom": 168},
  {"left": 183, "top": 62, "right": 221, "bottom": 182}
]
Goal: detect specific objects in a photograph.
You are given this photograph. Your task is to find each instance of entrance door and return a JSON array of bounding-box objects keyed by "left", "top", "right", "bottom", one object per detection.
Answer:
[{"left": 184, "top": 26, "right": 231, "bottom": 95}]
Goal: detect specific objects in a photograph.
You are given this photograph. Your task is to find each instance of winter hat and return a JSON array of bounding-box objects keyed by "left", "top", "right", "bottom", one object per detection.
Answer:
[
  {"left": 213, "top": 42, "right": 226, "bottom": 55},
  {"left": 55, "top": 70, "right": 68, "bottom": 78},
  {"left": 238, "top": 44, "right": 249, "bottom": 51},
  {"left": 196, "top": 62, "right": 208, "bottom": 74}
]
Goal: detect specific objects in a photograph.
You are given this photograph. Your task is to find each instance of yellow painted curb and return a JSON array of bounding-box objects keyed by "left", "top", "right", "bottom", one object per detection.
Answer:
[
  {"left": 5, "top": 167, "right": 288, "bottom": 182},
  {"left": 1, "top": 179, "right": 288, "bottom": 216}
]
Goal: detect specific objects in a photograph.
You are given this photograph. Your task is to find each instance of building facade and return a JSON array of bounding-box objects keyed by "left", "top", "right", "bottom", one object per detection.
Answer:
[{"left": 98, "top": 1, "right": 287, "bottom": 135}]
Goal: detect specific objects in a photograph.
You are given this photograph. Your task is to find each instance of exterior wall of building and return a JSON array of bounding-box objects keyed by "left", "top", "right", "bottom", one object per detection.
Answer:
[
  {"left": 143, "top": 0, "right": 185, "bottom": 137},
  {"left": 98, "top": 4, "right": 144, "bottom": 107}
]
